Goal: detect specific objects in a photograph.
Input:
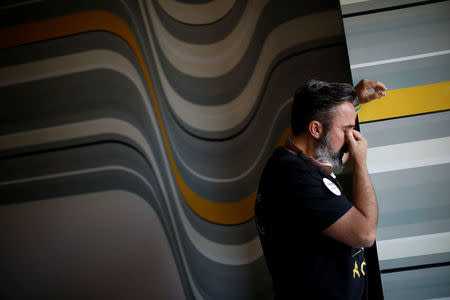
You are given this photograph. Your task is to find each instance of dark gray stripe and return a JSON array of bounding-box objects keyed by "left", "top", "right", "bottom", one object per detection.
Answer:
[
  {"left": 179, "top": 230, "right": 273, "bottom": 300},
  {"left": 0, "top": 142, "right": 169, "bottom": 233},
  {"left": 360, "top": 111, "right": 450, "bottom": 148},
  {"left": 153, "top": 0, "right": 246, "bottom": 44},
  {"left": 350, "top": 54, "right": 450, "bottom": 91},
  {"left": 381, "top": 265, "right": 450, "bottom": 299},
  {"left": 380, "top": 252, "right": 450, "bottom": 271}
]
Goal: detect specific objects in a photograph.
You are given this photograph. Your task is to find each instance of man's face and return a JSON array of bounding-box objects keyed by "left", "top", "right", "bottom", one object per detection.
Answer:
[{"left": 315, "top": 102, "right": 356, "bottom": 172}]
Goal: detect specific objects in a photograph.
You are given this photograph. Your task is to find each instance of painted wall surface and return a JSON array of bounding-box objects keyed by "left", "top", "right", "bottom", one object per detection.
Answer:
[
  {"left": 0, "top": 0, "right": 354, "bottom": 299},
  {"left": 342, "top": 0, "right": 450, "bottom": 299}
]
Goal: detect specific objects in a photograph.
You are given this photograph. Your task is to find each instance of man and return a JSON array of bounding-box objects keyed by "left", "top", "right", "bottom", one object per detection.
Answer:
[{"left": 255, "top": 79, "right": 387, "bottom": 299}]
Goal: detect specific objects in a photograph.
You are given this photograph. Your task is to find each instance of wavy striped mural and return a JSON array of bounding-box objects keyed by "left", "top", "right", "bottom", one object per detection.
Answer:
[
  {"left": 3, "top": 0, "right": 447, "bottom": 298},
  {"left": 0, "top": 0, "right": 355, "bottom": 298},
  {"left": 343, "top": 0, "right": 450, "bottom": 299}
]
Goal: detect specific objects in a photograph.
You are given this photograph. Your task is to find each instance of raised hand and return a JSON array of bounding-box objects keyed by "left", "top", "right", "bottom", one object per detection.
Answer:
[
  {"left": 345, "top": 129, "right": 368, "bottom": 167},
  {"left": 355, "top": 79, "right": 387, "bottom": 105}
]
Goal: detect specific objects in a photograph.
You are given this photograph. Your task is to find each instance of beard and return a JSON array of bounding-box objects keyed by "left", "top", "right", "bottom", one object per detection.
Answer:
[{"left": 315, "top": 131, "right": 347, "bottom": 174}]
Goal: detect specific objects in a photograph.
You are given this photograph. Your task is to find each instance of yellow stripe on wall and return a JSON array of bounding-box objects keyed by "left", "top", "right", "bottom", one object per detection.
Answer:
[{"left": 358, "top": 81, "right": 450, "bottom": 123}]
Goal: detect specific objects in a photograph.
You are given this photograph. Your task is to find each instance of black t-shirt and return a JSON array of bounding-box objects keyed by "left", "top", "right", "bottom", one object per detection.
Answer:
[{"left": 255, "top": 147, "right": 368, "bottom": 299}]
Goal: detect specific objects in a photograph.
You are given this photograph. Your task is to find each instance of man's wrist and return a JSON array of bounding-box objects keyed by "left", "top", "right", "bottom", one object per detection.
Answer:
[{"left": 353, "top": 159, "right": 368, "bottom": 171}]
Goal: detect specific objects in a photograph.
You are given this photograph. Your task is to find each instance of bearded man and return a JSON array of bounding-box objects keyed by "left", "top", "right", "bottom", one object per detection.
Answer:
[{"left": 255, "top": 79, "right": 387, "bottom": 299}]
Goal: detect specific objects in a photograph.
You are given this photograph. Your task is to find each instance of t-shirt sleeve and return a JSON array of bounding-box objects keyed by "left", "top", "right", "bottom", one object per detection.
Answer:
[{"left": 289, "top": 166, "right": 353, "bottom": 232}]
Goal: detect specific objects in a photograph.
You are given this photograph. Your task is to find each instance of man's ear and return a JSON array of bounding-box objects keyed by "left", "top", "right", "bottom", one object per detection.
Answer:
[{"left": 309, "top": 120, "right": 323, "bottom": 139}]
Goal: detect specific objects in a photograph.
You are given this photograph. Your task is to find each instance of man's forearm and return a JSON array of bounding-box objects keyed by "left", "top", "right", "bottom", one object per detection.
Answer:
[{"left": 352, "top": 160, "right": 378, "bottom": 242}]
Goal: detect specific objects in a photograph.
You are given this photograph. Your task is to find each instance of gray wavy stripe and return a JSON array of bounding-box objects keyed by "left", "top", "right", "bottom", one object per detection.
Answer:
[
  {"left": 180, "top": 232, "right": 273, "bottom": 299},
  {"left": 146, "top": 0, "right": 342, "bottom": 106},
  {"left": 381, "top": 265, "right": 450, "bottom": 300},
  {"left": 153, "top": 0, "right": 246, "bottom": 44},
  {"left": 360, "top": 110, "right": 450, "bottom": 147},
  {"left": 0, "top": 142, "right": 192, "bottom": 296},
  {"left": 0, "top": 188, "right": 186, "bottom": 299},
  {"left": 0, "top": 67, "right": 259, "bottom": 244},
  {"left": 0, "top": 143, "right": 172, "bottom": 243},
  {"left": 0, "top": 31, "right": 142, "bottom": 70}
]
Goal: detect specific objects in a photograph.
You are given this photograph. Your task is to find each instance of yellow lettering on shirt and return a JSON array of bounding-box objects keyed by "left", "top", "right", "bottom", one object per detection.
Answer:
[
  {"left": 361, "top": 261, "right": 366, "bottom": 276},
  {"left": 353, "top": 261, "right": 360, "bottom": 278}
]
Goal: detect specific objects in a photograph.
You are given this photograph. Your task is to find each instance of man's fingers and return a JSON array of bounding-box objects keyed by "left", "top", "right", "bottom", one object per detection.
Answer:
[
  {"left": 356, "top": 79, "right": 388, "bottom": 105},
  {"left": 360, "top": 79, "right": 387, "bottom": 92},
  {"left": 366, "top": 92, "right": 379, "bottom": 102},
  {"left": 345, "top": 129, "right": 356, "bottom": 144},
  {"left": 375, "top": 90, "right": 386, "bottom": 98},
  {"left": 375, "top": 80, "right": 388, "bottom": 92},
  {"left": 347, "top": 130, "right": 365, "bottom": 144},
  {"left": 352, "top": 130, "right": 364, "bottom": 140}
]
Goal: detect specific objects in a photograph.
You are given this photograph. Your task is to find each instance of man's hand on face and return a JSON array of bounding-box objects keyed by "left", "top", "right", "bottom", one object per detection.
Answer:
[
  {"left": 355, "top": 79, "right": 387, "bottom": 105},
  {"left": 345, "top": 129, "right": 368, "bottom": 167}
]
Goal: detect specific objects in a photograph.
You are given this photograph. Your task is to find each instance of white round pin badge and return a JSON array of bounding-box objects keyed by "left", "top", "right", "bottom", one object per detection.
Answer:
[{"left": 323, "top": 178, "right": 341, "bottom": 196}]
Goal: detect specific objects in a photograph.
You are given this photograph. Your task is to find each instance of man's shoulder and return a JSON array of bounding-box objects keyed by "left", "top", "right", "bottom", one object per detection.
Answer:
[
  {"left": 265, "top": 147, "right": 316, "bottom": 175},
  {"left": 259, "top": 147, "right": 322, "bottom": 190}
]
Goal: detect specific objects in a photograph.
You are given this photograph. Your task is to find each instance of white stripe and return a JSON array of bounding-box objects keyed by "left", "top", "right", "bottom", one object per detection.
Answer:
[
  {"left": 351, "top": 50, "right": 450, "bottom": 69},
  {"left": 367, "top": 137, "right": 450, "bottom": 174},
  {"left": 156, "top": 0, "right": 235, "bottom": 25},
  {"left": 378, "top": 232, "right": 450, "bottom": 261}
]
